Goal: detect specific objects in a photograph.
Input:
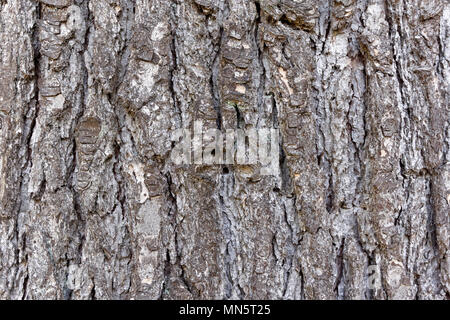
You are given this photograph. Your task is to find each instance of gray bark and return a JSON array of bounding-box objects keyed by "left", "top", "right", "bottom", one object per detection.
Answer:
[{"left": 0, "top": 0, "right": 448, "bottom": 300}]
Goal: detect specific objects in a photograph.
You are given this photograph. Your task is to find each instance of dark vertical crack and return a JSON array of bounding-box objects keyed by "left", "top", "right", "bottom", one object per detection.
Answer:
[
  {"left": 428, "top": 178, "right": 446, "bottom": 295},
  {"left": 334, "top": 237, "right": 345, "bottom": 296},
  {"left": 253, "top": 0, "right": 265, "bottom": 127},
  {"left": 299, "top": 265, "right": 305, "bottom": 300},
  {"left": 210, "top": 22, "right": 224, "bottom": 130},
  {"left": 164, "top": 170, "right": 198, "bottom": 299},
  {"left": 21, "top": 234, "right": 28, "bottom": 300},
  {"left": 169, "top": 0, "right": 183, "bottom": 128}
]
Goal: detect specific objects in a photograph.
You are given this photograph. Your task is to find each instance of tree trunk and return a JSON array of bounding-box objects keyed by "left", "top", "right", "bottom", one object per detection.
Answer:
[{"left": 0, "top": 0, "right": 448, "bottom": 300}]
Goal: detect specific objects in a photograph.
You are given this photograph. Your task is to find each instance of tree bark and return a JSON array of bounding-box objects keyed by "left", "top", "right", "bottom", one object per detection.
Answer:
[{"left": 0, "top": 0, "right": 448, "bottom": 300}]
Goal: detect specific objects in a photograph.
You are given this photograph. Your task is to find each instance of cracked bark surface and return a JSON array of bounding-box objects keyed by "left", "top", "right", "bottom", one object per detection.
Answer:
[{"left": 0, "top": 0, "right": 448, "bottom": 300}]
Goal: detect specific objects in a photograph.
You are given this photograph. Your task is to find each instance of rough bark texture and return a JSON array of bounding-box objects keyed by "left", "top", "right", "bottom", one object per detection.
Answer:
[{"left": 0, "top": 0, "right": 449, "bottom": 300}]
